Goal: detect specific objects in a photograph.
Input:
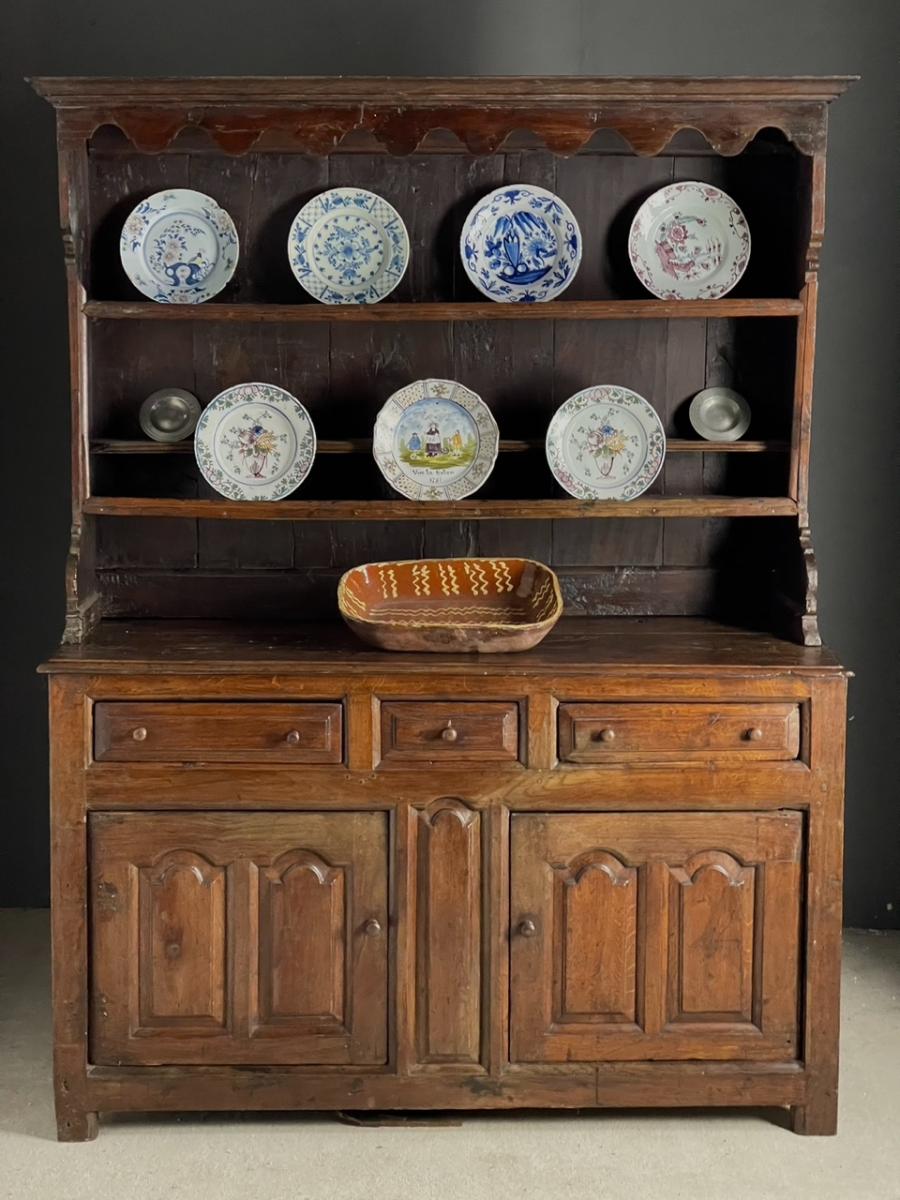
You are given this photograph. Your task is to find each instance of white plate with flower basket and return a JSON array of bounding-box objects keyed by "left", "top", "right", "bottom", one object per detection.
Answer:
[
  {"left": 628, "top": 182, "right": 750, "bottom": 300},
  {"left": 120, "top": 189, "right": 239, "bottom": 304},
  {"left": 373, "top": 378, "right": 499, "bottom": 501},
  {"left": 546, "top": 384, "right": 666, "bottom": 501},
  {"left": 460, "top": 184, "right": 582, "bottom": 302},
  {"left": 287, "top": 187, "right": 409, "bottom": 304},
  {"left": 194, "top": 382, "right": 316, "bottom": 501}
]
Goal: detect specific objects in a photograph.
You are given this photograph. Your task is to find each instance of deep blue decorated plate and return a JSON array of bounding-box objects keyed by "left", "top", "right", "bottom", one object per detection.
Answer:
[
  {"left": 460, "top": 185, "right": 581, "bottom": 303},
  {"left": 287, "top": 188, "right": 409, "bottom": 304},
  {"left": 120, "top": 189, "right": 239, "bottom": 304}
]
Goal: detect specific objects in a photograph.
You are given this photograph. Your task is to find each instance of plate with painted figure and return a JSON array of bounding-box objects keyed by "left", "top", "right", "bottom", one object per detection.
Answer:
[
  {"left": 287, "top": 187, "right": 409, "bottom": 304},
  {"left": 546, "top": 385, "right": 666, "bottom": 501},
  {"left": 628, "top": 182, "right": 750, "bottom": 300},
  {"left": 373, "top": 378, "right": 499, "bottom": 501},
  {"left": 194, "top": 382, "right": 316, "bottom": 501},
  {"left": 460, "top": 184, "right": 582, "bottom": 302},
  {"left": 120, "top": 189, "right": 239, "bottom": 304}
]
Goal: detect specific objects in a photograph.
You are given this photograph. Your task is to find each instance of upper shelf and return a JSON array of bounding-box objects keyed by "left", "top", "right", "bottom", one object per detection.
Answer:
[{"left": 83, "top": 299, "right": 804, "bottom": 323}]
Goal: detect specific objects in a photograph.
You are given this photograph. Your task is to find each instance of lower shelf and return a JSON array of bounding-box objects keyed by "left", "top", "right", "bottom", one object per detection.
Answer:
[{"left": 83, "top": 496, "right": 799, "bottom": 520}]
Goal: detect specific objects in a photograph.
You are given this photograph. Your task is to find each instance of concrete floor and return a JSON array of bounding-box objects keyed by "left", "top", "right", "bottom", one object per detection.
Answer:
[{"left": 1, "top": 911, "right": 898, "bottom": 1200}]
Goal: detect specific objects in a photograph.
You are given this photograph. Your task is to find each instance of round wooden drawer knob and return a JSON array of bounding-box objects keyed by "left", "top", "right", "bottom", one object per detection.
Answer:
[
  {"left": 745, "top": 727, "right": 764, "bottom": 742},
  {"left": 131, "top": 727, "right": 148, "bottom": 742},
  {"left": 363, "top": 918, "right": 383, "bottom": 937},
  {"left": 517, "top": 918, "right": 537, "bottom": 938},
  {"left": 594, "top": 728, "right": 616, "bottom": 743},
  {"left": 285, "top": 730, "right": 302, "bottom": 746},
  {"left": 440, "top": 725, "right": 459, "bottom": 743}
]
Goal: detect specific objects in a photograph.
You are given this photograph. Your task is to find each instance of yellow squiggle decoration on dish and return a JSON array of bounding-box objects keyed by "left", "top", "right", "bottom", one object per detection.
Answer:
[{"left": 491, "top": 559, "right": 514, "bottom": 593}]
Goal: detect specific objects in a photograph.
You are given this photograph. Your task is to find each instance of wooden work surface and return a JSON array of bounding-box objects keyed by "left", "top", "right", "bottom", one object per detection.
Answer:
[{"left": 40, "top": 617, "right": 843, "bottom": 676}]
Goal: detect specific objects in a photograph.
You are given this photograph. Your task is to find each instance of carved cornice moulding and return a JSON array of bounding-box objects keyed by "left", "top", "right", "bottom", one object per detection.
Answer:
[{"left": 30, "top": 76, "right": 857, "bottom": 158}]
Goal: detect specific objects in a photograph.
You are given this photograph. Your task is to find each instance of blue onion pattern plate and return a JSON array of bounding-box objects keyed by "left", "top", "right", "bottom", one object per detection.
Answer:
[
  {"left": 460, "top": 185, "right": 582, "bottom": 302},
  {"left": 287, "top": 188, "right": 409, "bottom": 304},
  {"left": 120, "top": 189, "right": 238, "bottom": 304},
  {"left": 546, "top": 385, "right": 666, "bottom": 501},
  {"left": 373, "top": 379, "right": 499, "bottom": 501},
  {"left": 194, "top": 382, "right": 316, "bottom": 501}
]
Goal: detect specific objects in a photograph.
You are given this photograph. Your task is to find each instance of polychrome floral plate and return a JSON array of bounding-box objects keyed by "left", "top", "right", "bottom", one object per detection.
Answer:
[
  {"left": 546, "top": 385, "right": 666, "bottom": 501},
  {"left": 689, "top": 387, "right": 751, "bottom": 442},
  {"left": 287, "top": 187, "right": 409, "bottom": 304},
  {"left": 460, "top": 185, "right": 582, "bottom": 302},
  {"left": 194, "top": 382, "right": 316, "bottom": 501},
  {"left": 628, "top": 182, "right": 750, "bottom": 300},
  {"left": 120, "top": 189, "right": 238, "bottom": 304},
  {"left": 373, "top": 378, "right": 499, "bottom": 501}
]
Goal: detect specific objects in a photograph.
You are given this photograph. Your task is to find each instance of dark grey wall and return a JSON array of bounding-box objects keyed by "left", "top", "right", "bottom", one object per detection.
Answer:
[{"left": 2, "top": 0, "right": 897, "bottom": 925}]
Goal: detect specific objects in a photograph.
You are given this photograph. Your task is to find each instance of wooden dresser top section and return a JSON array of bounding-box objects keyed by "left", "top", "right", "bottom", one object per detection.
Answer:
[
  {"left": 39, "top": 618, "right": 843, "bottom": 677},
  {"left": 29, "top": 76, "right": 856, "bottom": 157}
]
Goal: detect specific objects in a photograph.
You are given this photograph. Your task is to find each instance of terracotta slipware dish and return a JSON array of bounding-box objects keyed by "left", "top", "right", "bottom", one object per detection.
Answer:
[{"left": 338, "top": 558, "right": 563, "bottom": 653}]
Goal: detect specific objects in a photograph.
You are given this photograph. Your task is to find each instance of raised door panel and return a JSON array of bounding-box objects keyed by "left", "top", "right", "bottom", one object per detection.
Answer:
[
  {"left": 89, "top": 812, "right": 387, "bottom": 1065},
  {"left": 414, "top": 799, "right": 483, "bottom": 1065},
  {"left": 510, "top": 812, "right": 801, "bottom": 1063}
]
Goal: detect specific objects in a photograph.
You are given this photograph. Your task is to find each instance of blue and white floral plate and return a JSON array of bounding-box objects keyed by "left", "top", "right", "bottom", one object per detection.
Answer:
[
  {"left": 546, "top": 385, "right": 666, "bottom": 501},
  {"left": 460, "top": 185, "right": 581, "bottom": 302},
  {"left": 287, "top": 188, "right": 409, "bottom": 304},
  {"left": 373, "top": 378, "right": 499, "bottom": 501},
  {"left": 120, "top": 189, "right": 239, "bottom": 304},
  {"left": 194, "top": 382, "right": 316, "bottom": 501}
]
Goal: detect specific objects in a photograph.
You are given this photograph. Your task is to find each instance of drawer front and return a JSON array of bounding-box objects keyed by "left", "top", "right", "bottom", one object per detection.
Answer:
[
  {"left": 558, "top": 702, "right": 800, "bottom": 763},
  {"left": 380, "top": 701, "right": 519, "bottom": 764},
  {"left": 94, "top": 702, "right": 343, "bottom": 763}
]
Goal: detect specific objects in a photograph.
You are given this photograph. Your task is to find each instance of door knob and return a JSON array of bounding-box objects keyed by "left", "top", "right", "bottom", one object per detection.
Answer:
[
  {"left": 131, "top": 726, "right": 148, "bottom": 742},
  {"left": 440, "top": 722, "right": 459, "bottom": 743},
  {"left": 516, "top": 918, "right": 537, "bottom": 938},
  {"left": 363, "top": 918, "right": 383, "bottom": 937}
]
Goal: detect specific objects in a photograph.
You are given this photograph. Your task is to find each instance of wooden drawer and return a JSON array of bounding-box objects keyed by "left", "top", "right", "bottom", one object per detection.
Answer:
[
  {"left": 380, "top": 701, "right": 519, "bottom": 764},
  {"left": 94, "top": 702, "right": 343, "bottom": 763},
  {"left": 558, "top": 702, "right": 800, "bottom": 763}
]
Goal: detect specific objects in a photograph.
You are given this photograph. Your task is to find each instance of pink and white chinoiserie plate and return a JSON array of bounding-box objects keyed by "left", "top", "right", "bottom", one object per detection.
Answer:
[{"left": 628, "top": 182, "right": 751, "bottom": 300}]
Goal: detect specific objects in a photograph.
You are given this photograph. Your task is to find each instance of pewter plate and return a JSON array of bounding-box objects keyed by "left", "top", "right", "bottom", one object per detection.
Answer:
[
  {"left": 139, "top": 388, "right": 201, "bottom": 442},
  {"left": 689, "top": 387, "right": 752, "bottom": 442}
]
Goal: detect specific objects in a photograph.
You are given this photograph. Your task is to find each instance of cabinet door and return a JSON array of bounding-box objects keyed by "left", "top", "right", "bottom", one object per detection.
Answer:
[
  {"left": 90, "top": 812, "right": 387, "bottom": 1066},
  {"left": 510, "top": 812, "right": 801, "bottom": 1063}
]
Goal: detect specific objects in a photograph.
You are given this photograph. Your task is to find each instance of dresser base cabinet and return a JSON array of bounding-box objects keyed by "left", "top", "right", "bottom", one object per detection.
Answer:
[{"left": 42, "top": 620, "right": 847, "bottom": 1140}]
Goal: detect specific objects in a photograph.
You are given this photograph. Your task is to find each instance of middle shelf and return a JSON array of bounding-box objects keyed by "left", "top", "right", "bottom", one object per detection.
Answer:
[{"left": 83, "top": 496, "right": 798, "bottom": 520}]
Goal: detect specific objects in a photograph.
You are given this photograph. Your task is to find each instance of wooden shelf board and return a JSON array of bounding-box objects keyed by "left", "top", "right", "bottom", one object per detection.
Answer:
[
  {"left": 83, "top": 496, "right": 798, "bottom": 521},
  {"left": 82, "top": 299, "right": 804, "bottom": 323},
  {"left": 91, "top": 438, "right": 789, "bottom": 456}
]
